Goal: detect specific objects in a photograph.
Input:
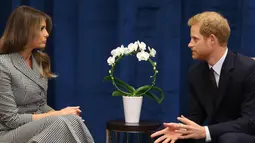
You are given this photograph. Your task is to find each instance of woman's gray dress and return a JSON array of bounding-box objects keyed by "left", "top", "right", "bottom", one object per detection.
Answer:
[{"left": 0, "top": 53, "right": 94, "bottom": 143}]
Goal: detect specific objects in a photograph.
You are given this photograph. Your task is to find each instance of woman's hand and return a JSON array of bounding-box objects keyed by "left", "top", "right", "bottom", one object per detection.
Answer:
[
  {"left": 32, "top": 106, "right": 82, "bottom": 121},
  {"left": 58, "top": 106, "right": 82, "bottom": 116}
]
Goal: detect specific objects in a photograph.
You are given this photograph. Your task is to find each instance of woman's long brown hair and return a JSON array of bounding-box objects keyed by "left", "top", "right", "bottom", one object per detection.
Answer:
[{"left": 0, "top": 5, "right": 56, "bottom": 78}]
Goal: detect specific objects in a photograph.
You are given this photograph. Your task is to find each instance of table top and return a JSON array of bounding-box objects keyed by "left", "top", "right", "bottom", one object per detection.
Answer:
[{"left": 106, "top": 120, "right": 162, "bottom": 132}]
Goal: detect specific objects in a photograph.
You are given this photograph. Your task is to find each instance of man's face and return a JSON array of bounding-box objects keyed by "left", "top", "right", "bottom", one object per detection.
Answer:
[{"left": 188, "top": 24, "right": 212, "bottom": 60}]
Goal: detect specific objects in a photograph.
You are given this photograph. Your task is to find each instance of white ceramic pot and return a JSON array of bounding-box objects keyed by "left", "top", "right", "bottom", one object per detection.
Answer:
[{"left": 122, "top": 96, "right": 143, "bottom": 123}]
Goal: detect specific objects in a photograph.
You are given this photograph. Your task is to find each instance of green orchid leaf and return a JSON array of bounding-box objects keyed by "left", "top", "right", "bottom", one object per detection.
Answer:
[
  {"left": 104, "top": 76, "right": 111, "bottom": 81},
  {"left": 114, "top": 77, "right": 135, "bottom": 92},
  {"left": 144, "top": 86, "right": 164, "bottom": 104},
  {"left": 134, "top": 85, "right": 152, "bottom": 95},
  {"left": 144, "top": 92, "right": 161, "bottom": 104},
  {"left": 104, "top": 76, "right": 135, "bottom": 93},
  {"left": 112, "top": 90, "right": 129, "bottom": 96}
]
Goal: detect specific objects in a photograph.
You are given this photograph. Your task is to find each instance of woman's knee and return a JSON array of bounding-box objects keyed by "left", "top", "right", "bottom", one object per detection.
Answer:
[
  {"left": 65, "top": 115, "right": 83, "bottom": 123},
  {"left": 44, "top": 116, "right": 67, "bottom": 126}
]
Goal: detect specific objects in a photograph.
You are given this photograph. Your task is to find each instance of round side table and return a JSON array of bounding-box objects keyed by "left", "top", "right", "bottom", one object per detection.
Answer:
[{"left": 106, "top": 120, "right": 162, "bottom": 143}]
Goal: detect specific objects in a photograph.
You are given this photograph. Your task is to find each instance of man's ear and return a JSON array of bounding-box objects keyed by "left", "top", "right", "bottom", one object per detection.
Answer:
[{"left": 209, "top": 34, "right": 217, "bottom": 45}]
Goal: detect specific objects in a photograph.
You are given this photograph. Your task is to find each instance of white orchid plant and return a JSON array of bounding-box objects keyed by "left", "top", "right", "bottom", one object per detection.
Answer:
[{"left": 104, "top": 41, "right": 164, "bottom": 104}]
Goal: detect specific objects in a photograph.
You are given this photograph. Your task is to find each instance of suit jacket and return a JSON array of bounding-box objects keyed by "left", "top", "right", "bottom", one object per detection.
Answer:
[
  {"left": 0, "top": 53, "right": 53, "bottom": 132},
  {"left": 188, "top": 50, "right": 255, "bottom": 140}
]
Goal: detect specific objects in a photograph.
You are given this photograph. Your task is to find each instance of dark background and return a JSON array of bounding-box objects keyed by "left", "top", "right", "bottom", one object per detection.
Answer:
[{"left": 1, "top": 0, "right": 255, "bottom": 142}]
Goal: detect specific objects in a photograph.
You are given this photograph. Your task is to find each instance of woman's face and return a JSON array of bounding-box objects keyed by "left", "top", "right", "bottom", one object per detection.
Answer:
[{"left": 31, "top": 19, "right": 49, "bottom": 50}]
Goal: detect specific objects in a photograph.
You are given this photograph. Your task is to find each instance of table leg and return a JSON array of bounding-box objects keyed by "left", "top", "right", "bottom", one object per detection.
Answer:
[
  {"left": 138, "top": 133, "right": 142, "bottom": 143},
  {"left": 124, "top": 133, "right": 129, "bottom": 143},
  {"left": 106, "top": 129, "right": 112, "bottom": 143},
  {"left": 147, "top": 132, "right": 153, "bottom": 143},
  {"left": 116, "top": 132, "right": 120, "bottom": 143}
]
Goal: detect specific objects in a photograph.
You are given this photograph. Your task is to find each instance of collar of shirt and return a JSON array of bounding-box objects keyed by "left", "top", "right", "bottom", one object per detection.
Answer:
[{"left": 208, "top": 48, "right": 228, "bottom": 76}]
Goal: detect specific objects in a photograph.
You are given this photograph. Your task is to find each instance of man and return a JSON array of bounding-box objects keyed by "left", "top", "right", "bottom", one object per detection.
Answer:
[{"left": 151, "top": 11, "right": 255, "bottom": 143}]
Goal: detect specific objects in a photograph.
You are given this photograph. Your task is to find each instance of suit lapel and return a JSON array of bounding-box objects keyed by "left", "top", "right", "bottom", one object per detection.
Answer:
[
  {"left": 10, "top": 53, "right": 47, "bottom": 91},
  {"left": 214, "top": 51, "right": 234, "bottom": 112}
]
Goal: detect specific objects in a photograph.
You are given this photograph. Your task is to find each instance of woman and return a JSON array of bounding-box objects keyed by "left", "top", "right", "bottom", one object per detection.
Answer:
[{"left": 0, "top": 5, "right": 94, "bottom": 143}]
